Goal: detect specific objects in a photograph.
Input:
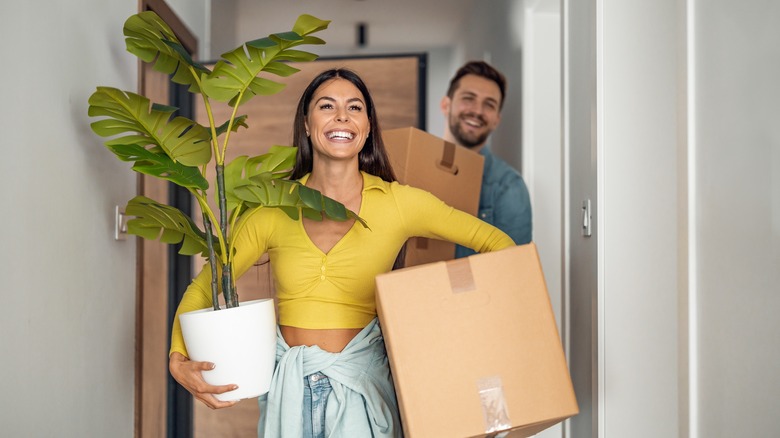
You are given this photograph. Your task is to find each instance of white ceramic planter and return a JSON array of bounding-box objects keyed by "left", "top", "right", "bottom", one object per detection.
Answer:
[{"left": 179, "top": 298, "right": 277, "bottom": 401}]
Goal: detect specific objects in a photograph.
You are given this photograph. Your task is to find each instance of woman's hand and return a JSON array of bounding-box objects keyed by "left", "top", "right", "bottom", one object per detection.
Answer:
[{"left": 169, "top": 352, "right": 239, "bottom": 409}]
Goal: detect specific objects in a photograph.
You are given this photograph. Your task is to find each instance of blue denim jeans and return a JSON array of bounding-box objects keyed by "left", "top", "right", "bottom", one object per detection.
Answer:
[{"left": 302, "top": 372, "right": 332, "bottom": 438}]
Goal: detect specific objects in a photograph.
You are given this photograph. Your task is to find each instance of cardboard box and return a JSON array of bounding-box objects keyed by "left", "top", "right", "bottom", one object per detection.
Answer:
[
  {"left": 375, "top": 243, "right": 578, "bottom": 437},
  {"left": 383, "top": 127, "right": 484, "bottom": 267}
]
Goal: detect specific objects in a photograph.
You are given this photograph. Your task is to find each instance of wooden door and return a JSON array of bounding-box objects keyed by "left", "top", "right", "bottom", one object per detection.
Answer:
[{"left": 135, "top": 1, "right": 198, "bottom": 437}]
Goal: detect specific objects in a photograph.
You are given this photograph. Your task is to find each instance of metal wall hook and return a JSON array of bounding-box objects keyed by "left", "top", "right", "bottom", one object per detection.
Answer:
[
  {"left": 115, "top": 205, "right": 128, "bottom": 241},
  {"left": 581, "top": 199, "right": 592, "bottom": 237}
]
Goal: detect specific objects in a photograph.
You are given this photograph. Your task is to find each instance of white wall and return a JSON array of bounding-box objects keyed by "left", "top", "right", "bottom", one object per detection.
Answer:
[
  {"left": 521, "top": 4, "right": 563, "bottom": 437},
  {"left": 601, "top": 1, "right": 681, "bottom": 436},
  {"left": 693, "top": 0, "right": 780, "bottom": 435},
  {"left": 425, "top": 46, "right": 456, "bottom": 135},
  {"left": 523, "top": 0, "right": 562, "bottom": 331},
  {"left": 0, "top": 2, "right": 206, "bottom": 436}
]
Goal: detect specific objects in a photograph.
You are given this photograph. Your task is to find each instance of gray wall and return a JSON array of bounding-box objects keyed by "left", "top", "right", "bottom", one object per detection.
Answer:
[
  {"left": 0, "top": 1, "right": 207, "bottom": 436},
  {"left": 601, "top": 0, "right": 681, "bottom": 435},
  {"left": 458, "top": 0, "right": 526, "bottom": 170},
  {"left": 695, "top": 1, "right": 780, "bottom": 435}
]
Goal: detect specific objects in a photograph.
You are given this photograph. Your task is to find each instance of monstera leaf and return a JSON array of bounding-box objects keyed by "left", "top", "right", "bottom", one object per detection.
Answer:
[
  {"left": 88, "top": 87, "right": 212, "bottom": 167},
  {"left": 106, "top": 143, "right": 208, "bottom": 190},
  {"left": 214, "top": 115, "right": 248, "bottom": 138},
  {"left": 124, "top": 11, "right": 210, "bottom": 93},
  {"left": 201, "top": 14, "right": 330, "bottom": 107},
  {"left": 223, "top": 146, "right": 298, "bottom": 213},
  {"left": 125, "top": 196, "right": 216, "bottom": 257},
  {"left": 233, "top": 174, "right": 368, "bottom": 228}
]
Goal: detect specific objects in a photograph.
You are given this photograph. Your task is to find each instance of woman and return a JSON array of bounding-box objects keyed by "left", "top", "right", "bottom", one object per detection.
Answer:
[{"left": 169, "top": 68, "right": 515, "bottom": 437}]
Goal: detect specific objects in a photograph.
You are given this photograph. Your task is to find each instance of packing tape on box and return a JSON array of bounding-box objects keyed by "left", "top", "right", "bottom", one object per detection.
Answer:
[
  {"left": 446, "top": 258, "right": 476, "bottom": 293},
  {"left": 436, "top": 142, "right": 459, "bottom": 175},
  {"left": 477, "top": 375, "right": 512, "bottom": 434}
]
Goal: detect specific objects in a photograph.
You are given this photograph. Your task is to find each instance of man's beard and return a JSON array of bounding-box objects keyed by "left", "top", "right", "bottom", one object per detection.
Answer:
[{"left": 448, "top": 112, "right": 489, "bottom": 149}]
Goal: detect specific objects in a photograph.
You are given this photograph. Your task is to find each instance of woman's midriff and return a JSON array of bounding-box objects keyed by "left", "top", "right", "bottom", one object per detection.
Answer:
[{"left": 280, "top": 325, "right": 363, "bottom": 353}]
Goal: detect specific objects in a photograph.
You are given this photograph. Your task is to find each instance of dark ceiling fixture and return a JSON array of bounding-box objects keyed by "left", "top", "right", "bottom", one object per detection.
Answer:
[{"left": 356, "top": 22, "right": 367, "bottom": 47}]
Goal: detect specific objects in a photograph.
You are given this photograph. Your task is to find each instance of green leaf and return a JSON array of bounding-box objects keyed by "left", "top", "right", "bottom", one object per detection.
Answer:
[
  {"left": 272, "top": 50, "right": 320, "bottom": 63},
  {"left": 298, "top": 185, "right": 323, "bottom": 210},
  {"left": 214, "top": 115, "right": 248, "bottom": 138},
  {"left": 271, "top": 31, "right": 304, "bottom": 43},
  {"left": 233, "top": 176, "right": 302, "bottom": 209},
  {"left": 292, "top": 14, "right": 331, "bottom": 35},
  {"left": 221, "top": 146, "right": 297, "bottom": 212},
  {"left": 263, "top": 61, "right": 301, "bottom": 78},
  {"left": 323, "top": 196, "right": 348, "bottom": 221},
  {"left": 301, "top": 207, "right": 322, "bottom": 221},
  {"left": 88, "top": 87, "right": 212, "bottom": 166},
  {"left": 301, "top": 36, "right": 327, "bottom": 46},
  {"left": 200, "top": 14, "right": 329, "bottom": 107},
  {"left": 123, "top": 11, "right": 210, "bottom": 92},
  {"left": 106, "top": 143, "right": 208, "bottom": 190},
  {"left": 245, "top": 37, "right": 276, "bottom": 49},
  {"left": 223, "top": 155, "right": 251, "bottom": 213},
  {"left": 233, "top": 177, "right": 368, "bottom": 228},
  {"left": 125, "top": 196, "right": 216, "bottom": 257},
  {"left": 252, "top": 145, "right": 297, "bottom": 174},
  {"left": 278, "top": 206, "right": 301, "bottom": 221},
  {"left": 245, "top": 76, "right": 288, "bottom": 98},
  {"left": 295, "top": 183, "right": 367, "bottom": 227}
]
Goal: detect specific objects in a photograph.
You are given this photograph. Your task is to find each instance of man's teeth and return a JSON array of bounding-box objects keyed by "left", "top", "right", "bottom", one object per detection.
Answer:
[
  {"left": 328, "top": 131, "right": 354, "bottom": 139},
  {"left": 464, "top": 118, "right": 482, "bottom": 127}
]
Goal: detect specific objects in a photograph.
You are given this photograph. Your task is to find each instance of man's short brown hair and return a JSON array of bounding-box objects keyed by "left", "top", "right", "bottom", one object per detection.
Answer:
[{"left": 446, "top": 61, "right": 507, "bottom": 110}]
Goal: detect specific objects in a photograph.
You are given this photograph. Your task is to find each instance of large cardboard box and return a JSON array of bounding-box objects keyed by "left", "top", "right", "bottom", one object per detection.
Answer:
[
  {"left": 383, "top": 127, "right": 484, "bottom": 267},
  {"left": 375, "top": 243, "right": 578, "bottom": 437}
]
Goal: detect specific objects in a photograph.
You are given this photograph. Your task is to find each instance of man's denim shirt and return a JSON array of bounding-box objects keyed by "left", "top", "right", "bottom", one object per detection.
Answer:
[{"left": 455, "top": 147, "right": 532, "bottom": 258}]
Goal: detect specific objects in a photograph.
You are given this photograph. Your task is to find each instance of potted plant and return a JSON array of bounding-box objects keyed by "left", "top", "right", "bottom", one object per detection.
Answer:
[{"left": 88, "top": 11, "right": 363, "bottom": 400}]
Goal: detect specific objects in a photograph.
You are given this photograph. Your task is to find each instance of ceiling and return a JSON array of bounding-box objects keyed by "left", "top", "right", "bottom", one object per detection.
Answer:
[{"left": 221, "top": 0, "right": 478, "bottom": 57}]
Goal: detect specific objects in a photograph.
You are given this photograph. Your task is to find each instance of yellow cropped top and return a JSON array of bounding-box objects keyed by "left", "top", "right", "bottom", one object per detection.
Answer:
[{"left": 170, "top": 171, "right": 515, "bottom": 357}]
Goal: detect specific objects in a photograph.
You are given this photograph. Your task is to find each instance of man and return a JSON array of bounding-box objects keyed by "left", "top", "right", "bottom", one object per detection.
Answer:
[{"left": 441, "top": 60, "right": 532, "bottom": 258}]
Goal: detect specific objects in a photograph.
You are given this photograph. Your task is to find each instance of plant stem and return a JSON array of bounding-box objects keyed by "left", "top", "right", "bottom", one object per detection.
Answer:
[
  {"left": 191, "top": 66, "right": 223, "bottom": 165},
  {"left": 222, "top": 261, "right": 237, "bottom": 308},
  {"left": 215, "top": 164, "right": 238, "bottom": 307},
  {"left": 202, "top": 96, "right": 224, "bottom": 165},
  {"left": 193, "top": 193, "right": 228, "bottom": 266},
  {"left": 220, "top": 90, "right": 246, "bottom": 159},
  {"left": 227, "top": 203, "right": 243, "bottom": 264},
  {"left": 202, "top": 213, "right": 220, "bottom": 311}
]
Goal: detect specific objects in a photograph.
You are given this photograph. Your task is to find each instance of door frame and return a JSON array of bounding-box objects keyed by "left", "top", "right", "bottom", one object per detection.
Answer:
[{"left": 135, "top": 1, "right": 197, "bottom": 437}]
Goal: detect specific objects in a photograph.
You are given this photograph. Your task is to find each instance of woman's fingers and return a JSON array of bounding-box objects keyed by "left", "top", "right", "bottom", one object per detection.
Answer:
[
  {"left": 195, "top": 392, "right": 239, "bottom": 410},
  {"left": 169, "top": 352, "right": 239, "bottom": 409}
]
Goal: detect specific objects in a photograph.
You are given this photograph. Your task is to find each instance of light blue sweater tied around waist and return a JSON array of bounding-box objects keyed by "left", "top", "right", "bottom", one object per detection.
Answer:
[{"left": 258, "top": 318, "right": 403, "bottom": 437}]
